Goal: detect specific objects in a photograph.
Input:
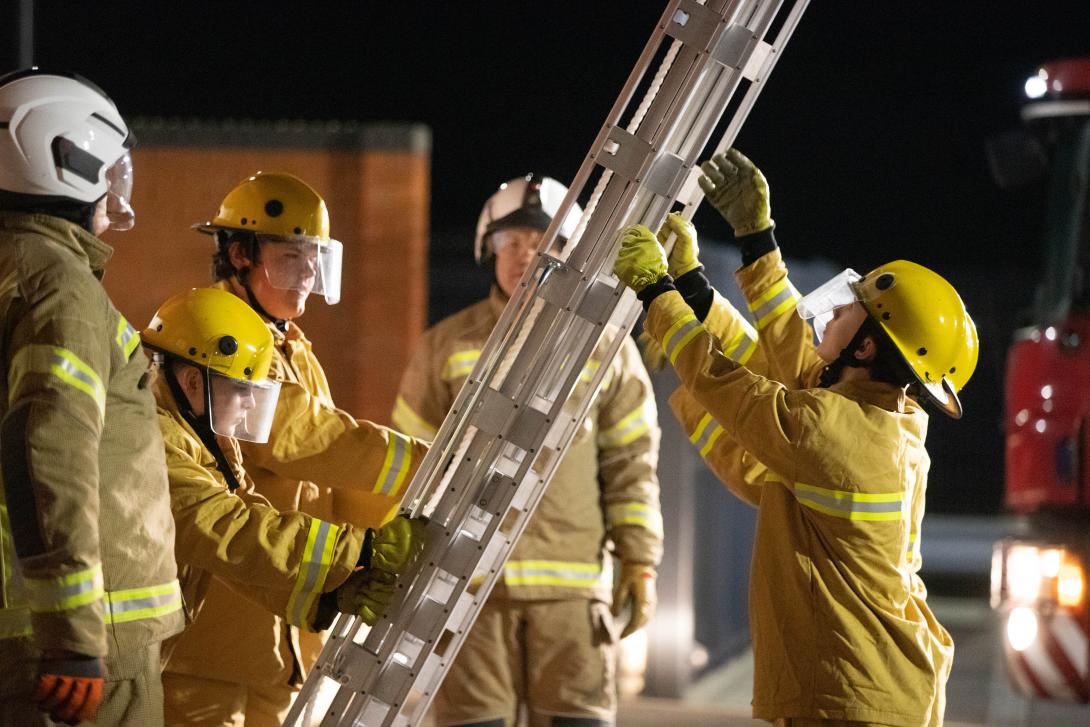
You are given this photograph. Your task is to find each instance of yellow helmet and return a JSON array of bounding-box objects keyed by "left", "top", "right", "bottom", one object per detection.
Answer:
[
  {"left": 192, "top": 171, "right": 329, "bottom": 239},
  {"left": 854, "top": 260, "right": 979, "bottom": 419},
  {"left": 143, "top": 288, "right": 274, "bottom": 382}
]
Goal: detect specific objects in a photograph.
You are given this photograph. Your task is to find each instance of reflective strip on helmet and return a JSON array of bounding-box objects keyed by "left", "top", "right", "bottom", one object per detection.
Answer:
[
  {"left": 598, "top": 399, "right": 654, "bottom": 449},
  {"left": 115, "top": 316, "right": 139, "bottom": 358},
  {"left": 391, "top": 396, "right": 438, "bottom": 441},
  {"left": 0, "top": 606, "right": 31, "bottom": 638},
  {"left": 606, "top": 502, "right": 664, "bottom": 537},
  {"left": 8, "top": 345, "right": 106, "bottom": 420},
  {"left": 103, "top": 580, "right": 182, "bottom": 624},
  {"left": 25, "top": 564, "right": 104, "bottom": 613},
  {"left": 689, "top": 412, "right": 725, "bottom": 458},
  {"left": 767, "top": 473, "right": 903, "bottom": 521},
  {"left": 721, "top": 322, "right": 758, "bottom": 365},
  {"left": 442, "top": 349, "right": 480, "bottom": 381},
  {"left": 286, "top": 519, "right": 340, "bottom": 628},
  {"left": 373, "top": 432, "right": 412, "bottom": 497},
  {"left": 662, "top": 314, "right": 703, "bottom": 365},
  {"left": 502, "top": 560, "right": 606, "bottom": 588},
  {"left": 748, "top": 278, "right": 800, "bottom": 330}
]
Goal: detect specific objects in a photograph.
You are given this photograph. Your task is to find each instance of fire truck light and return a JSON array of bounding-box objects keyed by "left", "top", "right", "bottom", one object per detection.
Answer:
[
  {"left": 1007, "top": 607, "right": 1039, "bottom": 651},
  {"left": 1058, "top": 559, "right": 1085, "bottom": 609},
  {"left": 1025, "top": 74, "right": 1048, "bottom": 99},
  {"left": 1006, "top": 545, "right": 1043, "bottom": 602}
]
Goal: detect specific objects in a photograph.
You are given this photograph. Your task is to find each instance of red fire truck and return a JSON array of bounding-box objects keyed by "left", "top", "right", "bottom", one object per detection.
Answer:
[{"left": 990, "top": 57, "right": 1090, "bottom": 703}]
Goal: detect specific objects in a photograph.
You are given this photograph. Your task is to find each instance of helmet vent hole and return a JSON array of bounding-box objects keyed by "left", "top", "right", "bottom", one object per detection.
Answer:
[
  {"left": 188, "top": 347, "right": 198, "bottom": 356},
  {"left": 241, "top": 217, "right": 248, "bottom": 225},
  {"left": 917, "top": 347, "right": 927, "bottom": 356},
  {"left": 949, "top": 366, "right": 956, "bottom": 374},
  {"left": 876, "top": 273, "right": 895, "bottom": 291},
  {"left": 882, "top": 312, "right": 891, "bottom": 320},
  {"left": 244, "top": 367, "right": 253, "bottom": 377},
  {"left": 265, "top": 200, "right": 284, "bottom": 217},
  {"left": 925, "top": 371, "right": 931, "bottom": 381},
  {"left": 156, "top": 324, "right": 163, "bottom": 331},
  {"left": 293, "top": 226, "right": 302, "bottom": 234}
]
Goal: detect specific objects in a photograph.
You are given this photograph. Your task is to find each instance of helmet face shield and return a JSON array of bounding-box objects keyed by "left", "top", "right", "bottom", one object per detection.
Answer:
[
  {"left": 105, "top": 152, "right": 135, "bottom": 231},
  {"left": 796, "top": 268, "right": 863, "bottom": 341},
  {"left": 257, "top": 235, "right": 342, "bottom": 305},
  {"left": 207, "top": 371, "right": 281, "bottom": 443}
]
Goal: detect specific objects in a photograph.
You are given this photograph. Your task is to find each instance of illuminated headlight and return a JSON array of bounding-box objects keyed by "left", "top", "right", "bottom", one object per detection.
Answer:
[
  {"left": 995, "top": 541, "right": 1087, "bottom": 611},
  {"left": 1058, "top": 559, "right": 1086, "bottom": 608},
  {"left": 1006, "top": 545, "right": 1046, "bottom": 603},
  {"left": 1007, "top": 606, "right": 1039, "bottom": 651},
  {"left": 1025, "top": 72, "right": 1048, "bottom": 99}
]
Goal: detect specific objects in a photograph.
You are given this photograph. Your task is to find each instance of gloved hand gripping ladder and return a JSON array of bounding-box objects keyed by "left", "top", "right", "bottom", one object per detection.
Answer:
[{"left": 284, "top": 1, "right": 808, "bottom": 724}]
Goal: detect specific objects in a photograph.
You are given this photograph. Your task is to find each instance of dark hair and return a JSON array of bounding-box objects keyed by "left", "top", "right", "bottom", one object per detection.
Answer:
[
  {"left": 212, "top": 229, "right": 260, "bottom": 281},
  {"left": 858, "top": 316, "right": 918, "bottom": 389}
]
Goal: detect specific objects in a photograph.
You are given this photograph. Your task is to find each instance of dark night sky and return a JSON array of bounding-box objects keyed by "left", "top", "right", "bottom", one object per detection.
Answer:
[{"left": 26, "top": 1, "right": 1090, "bottom": 512}]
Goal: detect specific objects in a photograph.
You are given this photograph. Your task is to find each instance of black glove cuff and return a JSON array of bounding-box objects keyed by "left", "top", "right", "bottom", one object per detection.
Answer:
[
  {"left": 313, "top": 591, "right": 338, "bottom": 631},
  {"left": 636, "top": 276, "right": 676, "bottom": 312},
  {"left": 357, "top": 529, "right": 375, "bottom": 570},
  {"left": 39, "top": 655, "right": 102, "bottom": 678},
  {"left": 738, "top": 227, "right": 778, "bottom": 267},
  {"left": 675, "top": 267, "right": 714, "bottom": 322}
]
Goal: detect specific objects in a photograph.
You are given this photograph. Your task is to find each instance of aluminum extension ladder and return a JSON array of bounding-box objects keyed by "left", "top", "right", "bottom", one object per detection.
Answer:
[{"left": 284, "top": 1, "right": 807, "bottom": 724}]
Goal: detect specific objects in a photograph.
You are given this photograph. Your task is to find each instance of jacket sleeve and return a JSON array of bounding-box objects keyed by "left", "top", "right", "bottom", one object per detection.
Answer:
[
  {"left": 390, "top": 327, "right": 451, "bottom": 442},
  {"left": 0, "top": 261, "right": 111, "bottom": 656},
  {"left": 164, "top": 424, "right": 365, "bottom": 631},
  {"left": 239, "top": 348, "right": 428, "bottom": 530},
  {"left": 735, "top": 247, "right": 826, "bottom": 389},
  {"left": 595, "top": 336, "right": 663, "bottom": 566},
  {"left": 647, "top": 291, "right": 808, "bottom": 484}
]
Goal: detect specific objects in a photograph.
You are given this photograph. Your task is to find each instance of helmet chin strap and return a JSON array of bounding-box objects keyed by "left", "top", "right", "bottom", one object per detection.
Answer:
[
  {"left": 164, "top": 359, "right": 243, "bottom": 492},
  {"left": 818, "top": 322, "right": 872, "bottom": 388}
]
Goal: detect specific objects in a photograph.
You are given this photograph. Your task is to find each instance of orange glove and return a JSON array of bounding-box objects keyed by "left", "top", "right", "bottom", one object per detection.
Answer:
[{"left": 33, "top": 652, "right": 105, "bottom": 725}]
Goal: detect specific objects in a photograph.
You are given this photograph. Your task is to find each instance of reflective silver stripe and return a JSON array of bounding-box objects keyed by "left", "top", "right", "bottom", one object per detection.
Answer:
[
  {"left": 25, "top": 564, "right": 104, "bottom": 612},
  {"left": 722, "top": 323, "right": 758, "bottom": 364},
  {"left": 503, "top": 560, "right": 605, "bottom": 588},
  {"left": 598, "top": 399, "right": 653, "bottom": 449},
  {"left": 287, "top": 520, "right": 338, "bottom": 627},
  {"left": 749, "top": 279, "right": 800, "bottom": 329},
  {"left": 103, "top": 580, "right": 182, "bottom": 624},
  {"left": 689, "top": 412, "right": 724, "bottom": 457},
  {"left": 607, "top": 502, "right": 664, "bottom": 537},
  {"left": 374, "top": 433, "right": 411, "bottom": 496},
  {"left": 115, "top": 317, "right": 139, "bottom": 358},
  {"left": 663, "top": 317, "right": 703, "bottom": 364}
]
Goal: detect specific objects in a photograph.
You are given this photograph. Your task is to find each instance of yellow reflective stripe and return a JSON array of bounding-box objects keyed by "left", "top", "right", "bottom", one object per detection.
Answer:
[
  {"left": 9, "top": 345, "right": 106, "bottom": 419},
  {"left": 25, "top": 564, "right": 104, "bottom": 613},
  {"left": 766, "top": 474, "right": 904, "bottom": 521},
  {"left": 906, "top": 531, "right": 919, "bottom": 562},
  {"left": 748, "top": 278, "right": 800, "bottom": 330},
  {"left": 442, "top": 349, "right": 480, "bottom": 381},
  {"left": 392, "top": 396, "right": 438, "bottom": 441},
  {"left": 598, "top": 399, "right": 653, "bottom": 449},
  {"left": 663, "top": 314, "right": 704, "bottom": 365},
  {"left": 502, "top": 560, "right": 605, "bottom": 588},
  {"left": 373, "top": 432, "right": 412, "bottom": 497},
  {"left": 115, "top": 316, "right": 139, "bottom": 358},
  {"left": 607, "top": 502, "right": 664, "bottom": 537},
  {"left": 721, "top": 322, "right": 758, "bottom": 365},
  {"left": 103, "top": 580, "right": 182, "bottom": 624},
  {"left": 688, "top": 412, "right": 725, "bottom": 457},
  {"left": 0, "top": 606, "right": 31, "bottom": 638},
  {"left": 287, "top": 520, "right": 340, "bottom": 627},
  {"left": 580, "top": 359, "right": 601, "bottom": 384}
]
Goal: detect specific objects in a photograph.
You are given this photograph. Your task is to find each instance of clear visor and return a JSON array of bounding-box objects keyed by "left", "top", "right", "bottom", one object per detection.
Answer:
[
  {"left": 105, "top": 153, "right": 135, "bottom": 232},
  {"left": 208, "top": 371, "right": 282, "bottom": 443},
  {"left": 796, "top": 268, "right": 862, "bottom": 342},
  {"left": 257, "top": 235, "right": 343, "bottom": 305}
]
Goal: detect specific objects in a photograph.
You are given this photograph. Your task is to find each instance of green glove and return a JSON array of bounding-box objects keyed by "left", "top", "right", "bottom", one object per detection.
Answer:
[
  {"left": 334, "top": 569, "right": 398, "bottom": 625},
  {"left": 657, "top": 211, "right": 701, "bottom": 279},
  {"left": 698, "top": 148, "right": 773, "bottom": 236},
  {"left": 613, "top": 224, "right": 668, "bottom": 292},
  {"left": 370, "top": 515, "right": 428, "bottom": 576}
]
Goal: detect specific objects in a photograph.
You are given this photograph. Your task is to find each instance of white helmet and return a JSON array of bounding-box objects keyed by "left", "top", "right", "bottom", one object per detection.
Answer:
[
  {"left": 473, "top": 174, "right": 583, "bottom": 263},
  {"left": 0, "top": 69, "right": 134, "bottom": 227}
]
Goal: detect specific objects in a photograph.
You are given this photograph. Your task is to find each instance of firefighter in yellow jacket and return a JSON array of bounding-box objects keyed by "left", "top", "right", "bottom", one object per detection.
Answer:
[
  {"left": 143, "top": 288, "right": 424, "bottom": 669},
  {"left": 394, "top": 175, "right": 663, "bottom": 727},
  {"left": 0, "top": 70, "right": 183, "bottom": 726},
  {"left": 161, "top": 174, "right": 429, "bottom": 725},
  {"left": 613, "top": 150, "right": 979, "bottom": 726}
]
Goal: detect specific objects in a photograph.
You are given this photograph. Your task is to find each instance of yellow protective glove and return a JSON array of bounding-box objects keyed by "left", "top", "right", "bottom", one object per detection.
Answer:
[
  {"left": 613, "top": 224, "right": 668, "bottom": 292},
  {"left": 370, "top": 515, "right": 428, "bottom": 576},
  {"left": 334, "top": 569, "right": 398, "bottom": 625},
  {"left": 698, "top": 148, "right": 773, "bottom": 236},
  {"left": 657, "top": 211, "right": 701, "bottom": 279},
  {"left": 611, "top": 562, "right": 657, "bottom": 639}
]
